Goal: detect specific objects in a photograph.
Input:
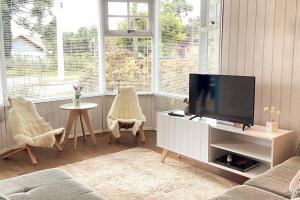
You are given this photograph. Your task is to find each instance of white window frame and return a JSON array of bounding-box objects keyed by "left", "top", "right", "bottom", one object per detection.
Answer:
[{"left": 103, "top": 0, "right": 154, "bottom": 37}]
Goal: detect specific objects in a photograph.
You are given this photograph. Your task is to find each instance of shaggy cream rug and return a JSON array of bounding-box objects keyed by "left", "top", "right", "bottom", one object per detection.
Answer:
[{"left": 61, "top": 147, "right": 237, "bottom": 200}]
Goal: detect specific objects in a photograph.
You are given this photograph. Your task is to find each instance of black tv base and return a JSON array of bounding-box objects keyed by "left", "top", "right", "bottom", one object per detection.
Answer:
[
  {"left": 189, "top": 115, "right": 201, "bottom": 120},
  {"left": 243, "top": 124, "right": 251, "bottom": 131}
]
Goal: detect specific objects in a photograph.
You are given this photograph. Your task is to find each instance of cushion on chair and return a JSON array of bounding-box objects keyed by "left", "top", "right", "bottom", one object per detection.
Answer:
[
  {"left": 8, "top": 96, "right": 65, "bottom": 148},
  {"left": 107, "top": 87, "right": 146, "bottom": 138}
]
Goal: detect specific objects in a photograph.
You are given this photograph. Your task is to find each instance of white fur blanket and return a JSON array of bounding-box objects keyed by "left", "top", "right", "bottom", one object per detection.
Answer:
[
  {"left": 8, "top": 96, "right": 65, "bottom": 148},
  {"left": 107, "top": 87, "right": 146, "bottom": 138}
]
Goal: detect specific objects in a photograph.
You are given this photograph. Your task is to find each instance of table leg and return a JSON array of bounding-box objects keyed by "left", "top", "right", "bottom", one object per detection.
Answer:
[
  {"left": 79, "top": 114, "right": 86, "bottom": 141},
  {"left": 73, "top": 116, "right": 78, "bottom": 150},
  {"left": 63, "top": 110, "right": 78, "bottom": 144},
  {"left": 81, "top": 110, "right": 97, "bottom": 146}
]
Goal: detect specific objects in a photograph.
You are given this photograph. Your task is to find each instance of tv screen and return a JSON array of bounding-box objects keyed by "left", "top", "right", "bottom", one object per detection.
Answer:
[{"left": 189, "top": 74, "right": 255, "bottom": 125}]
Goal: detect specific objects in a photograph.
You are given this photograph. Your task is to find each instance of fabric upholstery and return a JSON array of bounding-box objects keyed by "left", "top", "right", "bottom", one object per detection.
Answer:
[
  {"left": 0, "top": 193, "right": 9, "bottom": 200},
  {"left": 8, "top": 96, "right": 65, "bottom": 148},
  {"left": 290, "top": 170, "right": 300, "bottom": 192},
  {"left": 209, "top": 185, "right": 286, "bottom": 200},
  {"left": 245, "top": 156, "right": 300, "bottom": 199},
  {"left": 107, "top": 87, "right": 145, "bottom": 138},
  {"left": 292, "top": 188, "right": 300, "bottom": 199},
  {"left": 0, "top": 168, "right": 106, "bottom": 200}
]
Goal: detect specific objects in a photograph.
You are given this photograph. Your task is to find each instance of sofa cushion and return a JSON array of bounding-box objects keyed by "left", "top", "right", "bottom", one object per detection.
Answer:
[
  {"left": 0, "top": 193, "right": 9, "bottom": 200},
  {"left": 292, "top": 188, "right": 300, "bottom": 199},
  {"left": 290, "top": 170, "right": 300, "bottom": 192},
  {"left": 209, "top": 185, "right": 287, "bottom": 200},
  {"left": 0, "top": 168, "right": 106, "bottom": 200},
  {"left": 245, "top": 156, "right": 300, "bottom": 198}
]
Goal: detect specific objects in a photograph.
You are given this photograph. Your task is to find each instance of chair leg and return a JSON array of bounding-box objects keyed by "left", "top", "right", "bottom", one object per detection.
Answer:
[
  {"left": 54, "top": 141, "right": 63, "bottom": 152},
  {"left": 140, "top": 125, "right": 145, "bottom": 143},
  {"left": 2, "top": 148, "right": 26, "bottom": 159},
  {"left": 108, "top": 132, "right": 112, "bottom": 144},
  {"left": 26, "top": 145, "right": 37, "bottom": 165}
]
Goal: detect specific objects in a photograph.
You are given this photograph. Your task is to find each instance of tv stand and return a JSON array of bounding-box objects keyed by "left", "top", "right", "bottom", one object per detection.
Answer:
[
  {"left": 243, "top": 124, "right": 251, "bottom": 131},
  {"left": 157, "top": 111, "right": 297, "bottom": 178}
]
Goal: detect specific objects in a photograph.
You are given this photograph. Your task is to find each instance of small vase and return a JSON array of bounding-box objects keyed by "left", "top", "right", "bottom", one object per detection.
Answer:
[
  {"left": 73, "top": 98, "right": 81, "bottom": 106},
  {"left": 266, "top": 121, "right": 278, "bottom": 133},
  {"left": 184, "top": 105, "right": 189, "bottom": 115}
]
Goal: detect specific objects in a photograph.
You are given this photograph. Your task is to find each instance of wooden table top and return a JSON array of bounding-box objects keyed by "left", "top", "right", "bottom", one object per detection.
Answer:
[{"left": 59, "top": 102, "right": 98, "bottom": 110}]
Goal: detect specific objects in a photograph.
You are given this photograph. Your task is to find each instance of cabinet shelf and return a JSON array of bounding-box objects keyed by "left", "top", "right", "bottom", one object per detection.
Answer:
[
  {"left": 208, "top": 162, "right": 270, "bottom": 179},
  {"left": 210, "top": 138, "right": 271, "bottom": 162}
]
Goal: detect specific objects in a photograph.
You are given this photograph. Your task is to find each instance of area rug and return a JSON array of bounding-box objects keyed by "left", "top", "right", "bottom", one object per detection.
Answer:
[{"left": 61, "top": 147, "right": 237, "bottom": 200}]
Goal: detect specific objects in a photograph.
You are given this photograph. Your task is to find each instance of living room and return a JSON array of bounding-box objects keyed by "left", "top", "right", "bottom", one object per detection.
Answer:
[{"left": 0, "top": 0, "right": 300, "bottom": 199}]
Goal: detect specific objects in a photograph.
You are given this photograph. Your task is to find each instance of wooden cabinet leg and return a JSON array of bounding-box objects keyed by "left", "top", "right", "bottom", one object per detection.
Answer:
[
  {"left": 161, "top": 149, "right": 169, "bottom": 163},
  {"left": 26, "top": 145, "right": 37, "bottom": 165}
]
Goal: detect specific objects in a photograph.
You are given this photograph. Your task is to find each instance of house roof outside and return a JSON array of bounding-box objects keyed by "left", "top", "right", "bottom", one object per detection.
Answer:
[{"left": 13, "top": 35, "right": 47, "bottom": 52}]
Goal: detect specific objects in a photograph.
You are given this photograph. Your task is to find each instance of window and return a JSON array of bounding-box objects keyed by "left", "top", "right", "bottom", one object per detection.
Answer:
[
  {"left": 159, "top": 0, "right": 221, "bottom": 96},
  {"left": 0, "top": 0, "right": 220, "bottom": 100},
  {"left": 103, "top": 0, "right": 153, "bottom": 92},
  {"left": 104, "top": 0, "right": 153, "bottom": 37},
  {"left": 0, "top": 0, "right": 100, "bottom": 100}
]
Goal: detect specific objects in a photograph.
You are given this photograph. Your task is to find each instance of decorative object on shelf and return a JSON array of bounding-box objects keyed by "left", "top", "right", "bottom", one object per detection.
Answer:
[
  {"left": 73, "top": 83, "right": 83, "bottom": 106},
  {"left": 264, "top": 106, "right": 281, "bottom": 133},
  {"left": 183, "top": 98, "right": 189, "bottom": 115}
]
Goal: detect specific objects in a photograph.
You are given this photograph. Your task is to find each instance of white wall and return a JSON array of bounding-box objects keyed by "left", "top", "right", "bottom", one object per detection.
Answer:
[{"left": 221, "top": 0, "right": 300, "bottom": 134}]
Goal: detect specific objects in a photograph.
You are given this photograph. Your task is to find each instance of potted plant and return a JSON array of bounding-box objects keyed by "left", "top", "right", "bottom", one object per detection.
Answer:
[
  {"left": 73, "top": 83, "right": 83, "bottom": 106},
  {"left": 264, "top": 106, "right": 281, "bottom": 132}
]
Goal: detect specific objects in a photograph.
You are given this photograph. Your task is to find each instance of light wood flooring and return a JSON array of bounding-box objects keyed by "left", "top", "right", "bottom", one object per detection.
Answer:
[{"left": 0, "top": 131, "right": 247, "bottom": 184}]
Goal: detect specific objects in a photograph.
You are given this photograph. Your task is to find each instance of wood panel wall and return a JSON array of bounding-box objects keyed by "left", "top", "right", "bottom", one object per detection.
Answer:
[
  {"left": 0, "top": 95, "right": 155, "bottom": 153},
  {"left": 221, "top": 0, "right": 300, "bottom": 134}
]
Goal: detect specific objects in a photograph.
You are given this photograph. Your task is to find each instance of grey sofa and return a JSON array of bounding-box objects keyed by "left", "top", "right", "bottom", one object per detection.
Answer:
[
  {"left": 0, "top": 168, "right": 106, "bottom": 200},
  {"left": 210, "top": 156, "right": 300, "bottom": 200}
]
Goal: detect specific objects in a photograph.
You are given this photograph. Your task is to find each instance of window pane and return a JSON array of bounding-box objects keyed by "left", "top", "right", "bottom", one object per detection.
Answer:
[
  {"left": 129, "top": 17, "right": 148, "bottom": 31},
  {"left": 159, "top": 0, "right": 220, "bottom": 96},
  {"left": 1, "top": 0, "right": 99, "bottom": 100},
  {"left": 108, "top": 2, "right": 128, "bottom": 15},
  {"left": 159, "top": 0, "right": 201, "bottom": 96},
  {"left": 108, "top": 17, "right": 128, "bottom": 31},
  {"left": 105, "top": 37, "right": 152, "bottom": 92},
  {"left": 130, "top": 3, "right": 148, "bottom": 16}
]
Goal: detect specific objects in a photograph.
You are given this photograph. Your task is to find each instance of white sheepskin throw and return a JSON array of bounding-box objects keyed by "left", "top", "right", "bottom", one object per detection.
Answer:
[
  {"left": 107, "top": 87, "right": 146, "bottom": 138},
  {"left": 8, "top": 96, "right": 65, "bottom": 148}
]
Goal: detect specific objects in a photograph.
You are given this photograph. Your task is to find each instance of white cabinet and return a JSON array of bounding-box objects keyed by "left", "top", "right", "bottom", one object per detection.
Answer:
[
  {"left": 157, "top": 111, "right": 297, "bottom": 178},
  {"left": 157, "top": 112, "right": 209, "bottom": 163}
]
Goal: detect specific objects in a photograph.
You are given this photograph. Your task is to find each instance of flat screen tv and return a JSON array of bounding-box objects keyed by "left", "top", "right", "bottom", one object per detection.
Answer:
[{"left": 189, "top": 74, "right": 255, "bottom": 127}]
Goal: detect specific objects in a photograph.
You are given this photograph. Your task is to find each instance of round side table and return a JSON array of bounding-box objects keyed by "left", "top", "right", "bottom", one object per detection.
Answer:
[{"left": 60, "top": 102, "right": 98, "bottom": 150}]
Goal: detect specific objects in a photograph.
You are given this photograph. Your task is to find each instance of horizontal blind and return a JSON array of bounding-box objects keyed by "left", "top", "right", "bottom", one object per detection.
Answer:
[
  {"left": 0, "top": 0, "right": 99, "bottom": 101},
  {"left": 159, "top": 0, "right": 221, "bottom": 96}
]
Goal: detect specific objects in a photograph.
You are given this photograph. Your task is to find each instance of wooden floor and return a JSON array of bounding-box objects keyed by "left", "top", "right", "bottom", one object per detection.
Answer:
[{"left": 0, "top": 131, "right": 247, "bottom": 184}]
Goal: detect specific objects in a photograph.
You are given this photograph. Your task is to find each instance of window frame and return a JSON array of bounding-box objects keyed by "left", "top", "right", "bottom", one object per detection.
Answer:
[{"left": 103, "top": 0, "right": 154, "bottom": 37}]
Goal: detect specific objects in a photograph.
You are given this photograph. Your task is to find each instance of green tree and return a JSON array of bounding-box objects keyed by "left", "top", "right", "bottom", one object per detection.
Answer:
[{"left": 1, "top": 0, "right": 55, "bottom": 57}]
